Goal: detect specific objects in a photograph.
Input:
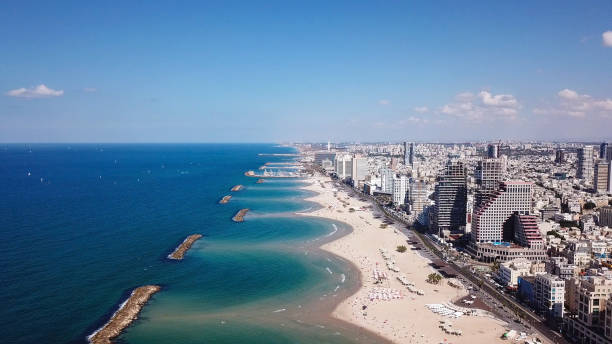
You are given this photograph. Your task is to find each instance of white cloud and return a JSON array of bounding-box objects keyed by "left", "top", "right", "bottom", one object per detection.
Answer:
[
  {"left": 6, "top": 84, "right": 64, "bottom": 98},
  {"left": 439, "top": 90, "right": 520, "bottom": 121},
  {"left": 378, "top": 99, "right": 390, "bottom": 106},
  {"left": 603, "top": 31, "right": 612, "bottom": 47},
  {"left": 534, "top": 89, "right": 612, "bottom": 118},
  {"left": 414, "top": 106, "right": 429, "bottom": 113}
]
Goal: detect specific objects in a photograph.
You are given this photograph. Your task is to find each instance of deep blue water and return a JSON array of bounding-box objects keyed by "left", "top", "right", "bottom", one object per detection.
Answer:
[{"left": 0, "top": 144, "right": 381, "bottom": 344}]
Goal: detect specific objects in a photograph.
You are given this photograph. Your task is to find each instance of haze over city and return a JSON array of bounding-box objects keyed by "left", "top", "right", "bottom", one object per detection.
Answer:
[{"left": 1, "top": 1, "right": 611, "bottom": 142}]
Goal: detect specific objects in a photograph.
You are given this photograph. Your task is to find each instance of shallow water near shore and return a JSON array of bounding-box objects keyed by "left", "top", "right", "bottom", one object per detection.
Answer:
[{"left": 0, "top": 144, "right": 384, "bottom": 344}]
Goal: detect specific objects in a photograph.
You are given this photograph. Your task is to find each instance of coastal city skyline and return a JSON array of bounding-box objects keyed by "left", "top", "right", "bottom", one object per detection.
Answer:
[
  {"left": 1, "top": 1, "right": 611, "bottom": 142},
  {"left": 2, "top": 2, "right": 612, "bottom": 344}
]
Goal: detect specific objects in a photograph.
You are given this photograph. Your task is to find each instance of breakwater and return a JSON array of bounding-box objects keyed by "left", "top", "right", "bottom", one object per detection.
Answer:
[
  {"left": 219, "top": 195, "right": 232, "bottom": 204},
  {"left": 232, "top": 208, "right": 249, "bottom": 222},
  {"left": 231, "top": 185, "right": 244, "bottom": 191},
  {"left": 256, "top": 179, "right": 265, "bottom": 184},
  {"left": 167, "top": 234, "right": 203, "bottom": 260},
  {"left": 88, "top": 285, "right": 161, "bottom": 344}
]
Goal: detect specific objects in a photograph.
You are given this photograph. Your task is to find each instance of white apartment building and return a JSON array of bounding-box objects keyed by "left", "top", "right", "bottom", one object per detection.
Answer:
[
  {"left": 392, "top": 175, "right": 409, "bottom": 206},
  {"left": 499, "top": 258, "right": 532, "bottom": 287},
  {"left": 535, "top": 274, "right": 565, "bottom": 318}
]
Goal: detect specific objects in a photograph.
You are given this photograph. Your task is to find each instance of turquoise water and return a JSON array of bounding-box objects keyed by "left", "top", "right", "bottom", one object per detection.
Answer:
[{"left": 0, "top": 144, "right": 383, "bottom": 344}]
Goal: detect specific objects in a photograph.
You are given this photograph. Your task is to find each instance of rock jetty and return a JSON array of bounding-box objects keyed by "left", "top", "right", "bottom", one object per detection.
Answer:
[
  {"left": 232, "top": 208, "right": 249, "bottom": 222},
  {"left": 231, "top": 185, "right": 244, "bottom": 191},
  {"left": 167, "top": 234, "right": 203, "bottom": 260},
  {"left": 88, "top": 285, "right": 161, "bottom": 344},
  {"left": 219, "top": 195, "right": 232, "bottom": 204},
  {"left": 256, "top": 179, "right": 265, "bottom": 184}
]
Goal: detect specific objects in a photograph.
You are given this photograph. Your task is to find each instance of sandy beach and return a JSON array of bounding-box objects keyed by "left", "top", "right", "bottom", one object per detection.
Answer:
[{"left": 301, "top": 174, "right": 535, "bottom": 344}]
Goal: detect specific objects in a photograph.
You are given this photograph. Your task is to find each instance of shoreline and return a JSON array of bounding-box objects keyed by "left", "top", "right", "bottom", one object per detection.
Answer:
[
  {"left": 300, "top": 173, "right": 514, "bottom": 344},
  {"left": 87, "top": 285, "right": 161, "bottom": 344},
  {"left": 167, "top": 234, "right": 203, "bottom": 260}
]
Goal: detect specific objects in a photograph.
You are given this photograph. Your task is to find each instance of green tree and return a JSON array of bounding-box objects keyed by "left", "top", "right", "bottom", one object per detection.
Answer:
[{"left": 396, "top": 245, "right": 407, "bottom": 253}]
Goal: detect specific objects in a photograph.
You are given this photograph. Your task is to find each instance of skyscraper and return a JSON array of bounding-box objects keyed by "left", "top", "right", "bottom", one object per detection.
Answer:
[
  {"left": 433, "top": 161, "right": 467, "bottom": 234},
  {"left": 475, "top": 158, "right": 504, "bottom": 206},
  {"left": 403, "top": 142, "right": 414, "bottom": 166},
  {"left": 600, "top": 142, "right": 608, "bottom": 160},
  {"left": 577, "top": 146, "right": 594, "bottom": 180},
  {"left": 594, "top": 160, "right": 610, "bottom": 193},
  {"left": 487, "top": 143, "right": 499, "bottom": 158},
  {"left": 555, "top": 149, "right": 565, "bottom": 164},
  {"left": 471, "top": 181, "right": 532, "bottom": 243}
]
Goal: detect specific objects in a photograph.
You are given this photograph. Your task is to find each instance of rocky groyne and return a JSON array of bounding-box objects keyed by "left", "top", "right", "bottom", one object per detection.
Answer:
[
  {"left": 168, "top": 234, "right": 203, "bottom": 260},
  {"left": 88, "top": 285, "right": 161, "bottom": 344},
  {"left": 232, "top": 208, "right": 249, "bottom": 222}
]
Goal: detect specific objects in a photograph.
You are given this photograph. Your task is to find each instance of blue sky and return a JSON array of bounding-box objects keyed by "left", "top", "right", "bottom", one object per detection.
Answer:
[{"left": 1, "top": 1, "right": 611, "bottom": 142}]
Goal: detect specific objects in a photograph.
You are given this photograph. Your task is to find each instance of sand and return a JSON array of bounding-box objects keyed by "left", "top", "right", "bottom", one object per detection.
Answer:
[{"left": 301, "top": 174, "right": 541, "bottom": 344}]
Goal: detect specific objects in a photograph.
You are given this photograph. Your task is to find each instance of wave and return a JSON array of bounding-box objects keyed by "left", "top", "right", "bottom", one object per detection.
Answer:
[
  {"left": 273, "top": 308, "right": 286, "bottom": 313},
  {"left": 325, "top": 267, "right": 333, "bottom": 275},
  {"left": 340, "top": 274, "right": 346, "bottom": 283},
  {"left": 324, "top": 224, "right": 338, "bottom": 238}
]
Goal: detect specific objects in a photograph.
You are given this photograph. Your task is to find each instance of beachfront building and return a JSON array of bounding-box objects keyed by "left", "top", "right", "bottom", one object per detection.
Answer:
[
  {"left": 314, "top": 152, "right": 336, "bottom": 167},
  {"left": 335, "top": 154, "right": 353, "bottom": 180},
  {"left": 380, "top": 167, "right": 394, "bottom": 194},
  {"left": 535, "top": 274, "right": 565, "bottom": 319},
  {"left": 409, "top": 179, "right": 428, "bottom": 220},
  {"left": 499, "top": 258, "right": 533, "bottom": 287},
  {"left": 471, "top": 181, "right": 532, "bottom": 243},
  {"left": 351, "top": 157, "right": 369, "bottom": 185},
  {"left": 513, "top": 214, "right": 545, "bottom": 250},
  {"left": 577, "top": 146, "right": 595, "bottom": 181},
  {"left": 432, "top": 160, "right": 467, "bottom": 236},
  {"left": 475, "top": 158, "right": 504, "bottom": 207},
  {"left": 392, "top": 175, "right": 409, "bottom": 206}
]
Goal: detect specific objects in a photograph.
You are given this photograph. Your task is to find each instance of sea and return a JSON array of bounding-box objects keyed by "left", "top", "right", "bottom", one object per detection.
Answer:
[{"left": 0, "top": 144, "right": 384, "bottom": 344}]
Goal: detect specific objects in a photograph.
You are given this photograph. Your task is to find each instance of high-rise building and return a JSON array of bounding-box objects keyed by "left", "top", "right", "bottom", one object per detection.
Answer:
[
  {"left": 535, "top": 274, "right": 565, "bottom": 319},
  {"left": 409, "top": 179, "right": 428, "bottom": 216},
  {"left": 314, "top": 152, "right": 336, "bottom": 166},
  {"left": 433, "top": 161, "right": 467, "bottom": 234},
  {"left": 600, "top": 206, "right": 612, "bottom": 228},
  {"left": 555, "top": 149, "right": 565, "bottom": 164},
  {"left": 392, "top": 175, "right": 409, "bottom": 206},
  {"left": 471, "top": 181, "right": 532, "bottom": 243},
  {"left": 594, "top": 160, "right": 610, "bottom": 193},
  {"left": 335, "top": 154, "right": 352, "bottom": 179},
  {"left": 351, "top": 157, "right": 368, "bottom": 184},
  {"left": 403, "top": 142, "right": 414, "bottom": 166},
  {"left": 380, "top": 168, "right": 394, "bottom": 194},
  {"left": 475, "top": 158, "right": 504, "bottom": 206},
  {"left": 600, "top": 142, "right": 608, "bottom": 160},
  {"left": 577, "top": 146, "right": 595, "bottom": 180},
  {"left": 487, "top": 143, "right": 499, "bottom": 158}
]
